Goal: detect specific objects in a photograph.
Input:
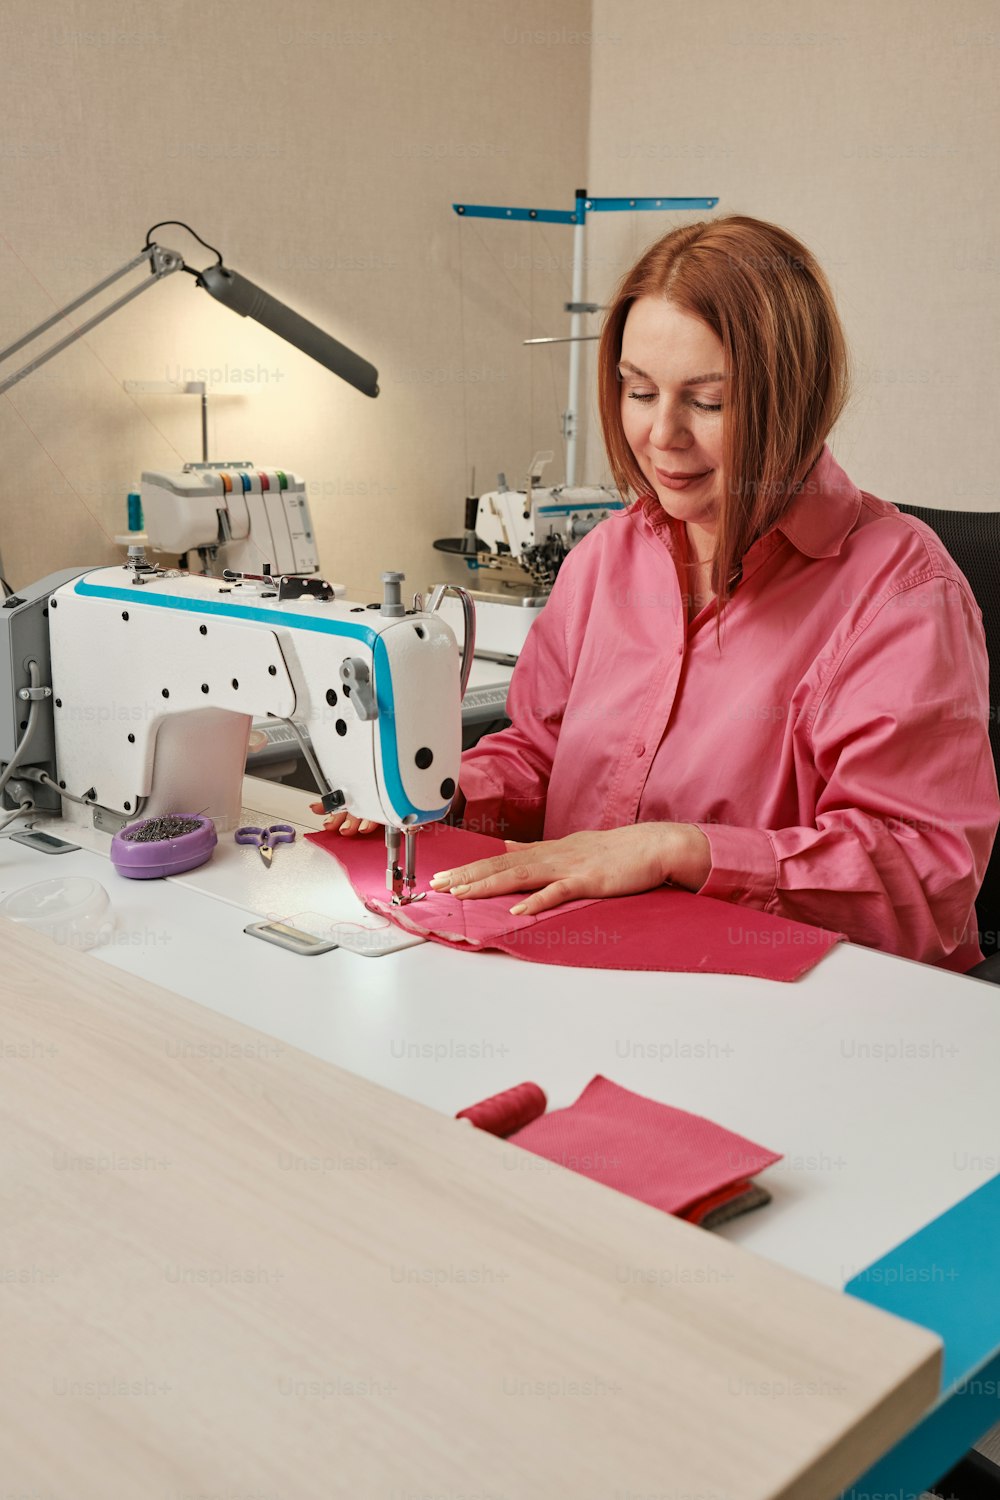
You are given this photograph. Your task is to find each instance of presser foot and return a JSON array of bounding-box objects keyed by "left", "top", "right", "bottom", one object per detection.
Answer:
[
  {"left": 390, "top": 889, "right": 427, "bottom": 907},
  {"left": 387, "top": 827, "right": 424, "bottom": 906}
]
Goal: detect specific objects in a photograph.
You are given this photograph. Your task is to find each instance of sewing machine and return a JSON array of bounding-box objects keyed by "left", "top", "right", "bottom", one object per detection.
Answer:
[
  {"left": 433, "top": 460, "right": 623, "bottom": 661},
  {"left": 140, "top": 464, "right": 319, "bottom": 578},
  {"left": 1, "top": 557, "right": 471, "bottom": 903}
]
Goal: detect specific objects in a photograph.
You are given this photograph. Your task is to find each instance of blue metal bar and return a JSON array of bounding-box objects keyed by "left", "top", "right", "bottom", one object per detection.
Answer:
[
  {"left": 452, "top": 204, "right": 578, "bottom": 224},
  {"left": 452, "top": 195, "right": 718, "bottom": 225},
  {"left": 585, "top": 195, "right": 719, "bottom": 213}
]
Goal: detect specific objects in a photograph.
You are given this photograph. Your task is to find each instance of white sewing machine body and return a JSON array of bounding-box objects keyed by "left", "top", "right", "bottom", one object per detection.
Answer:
[
  {"left": 47, "top": 566, "right": 462, "bottom": 839},
  {"left": 141, "top": 465, "right": 318, "bottom": 578}
]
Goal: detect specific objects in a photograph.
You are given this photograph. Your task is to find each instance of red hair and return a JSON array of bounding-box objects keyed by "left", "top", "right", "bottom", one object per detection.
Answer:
[{"left": 598, "top": 215, "right": 850, "bottom": 606}]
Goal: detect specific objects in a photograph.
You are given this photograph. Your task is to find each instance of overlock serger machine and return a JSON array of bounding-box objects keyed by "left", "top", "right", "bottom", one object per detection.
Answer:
[
  {"left": 434, "top": 455, "right": 623, "bottom": 661},
  {"left": 0, "top": 554, "right": 473, "bottom": 903},
  {"left": 140, "top": 463, "right": 319, "bottom": 579}
]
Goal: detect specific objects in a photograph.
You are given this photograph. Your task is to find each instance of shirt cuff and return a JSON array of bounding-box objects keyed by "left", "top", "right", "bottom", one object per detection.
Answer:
[{"left": 694, "top": 824, "right": 779, "bottom": 909}]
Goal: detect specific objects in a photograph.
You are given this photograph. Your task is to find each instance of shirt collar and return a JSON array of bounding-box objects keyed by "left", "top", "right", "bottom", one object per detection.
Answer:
[{"left": 771, "top": 444, "right": 862, "bottom": 559}]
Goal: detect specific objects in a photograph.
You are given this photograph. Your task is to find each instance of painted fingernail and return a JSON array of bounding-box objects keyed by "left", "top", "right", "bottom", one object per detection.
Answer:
[
  {"left": 450, "top": 883, "right": 471, "bottom": 896},
  {"left": 510, "top": 903, "right": 527, "bottom": 915},
  {"left": 430, "top": 873, "right": 451, "bottom": 888}
]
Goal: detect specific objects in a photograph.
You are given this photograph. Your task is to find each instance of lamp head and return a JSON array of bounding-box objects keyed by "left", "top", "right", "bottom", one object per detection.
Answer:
[{"left": 195, "top": 262, "right": 379, "bottom": 398}]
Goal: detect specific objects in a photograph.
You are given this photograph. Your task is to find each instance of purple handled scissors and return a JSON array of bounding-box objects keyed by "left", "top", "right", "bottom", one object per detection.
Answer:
[{"left": 235, "top": 823, "right": 296, "bottom": 868}]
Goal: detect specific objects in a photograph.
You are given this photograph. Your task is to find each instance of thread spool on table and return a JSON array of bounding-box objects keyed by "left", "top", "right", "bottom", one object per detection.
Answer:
[{"left": 456, "top": 1081, "right": 547, "bottom": 1138}]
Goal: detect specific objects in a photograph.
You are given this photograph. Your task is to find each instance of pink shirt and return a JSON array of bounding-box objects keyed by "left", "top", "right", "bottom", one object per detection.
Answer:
[{"left": 460, "top": 446, "right": 999, "bottom": 971}]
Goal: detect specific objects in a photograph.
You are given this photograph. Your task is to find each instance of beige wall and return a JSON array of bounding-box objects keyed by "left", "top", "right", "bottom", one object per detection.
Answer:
[
  {"left": 581, "top": 0, "right": 999, "bottom": 510},
  {"left": 0, "top": 0, "right": 591, "bottom": 595},
  {"left": 4, "top": 0, "right": 997, "bottom": 602}
]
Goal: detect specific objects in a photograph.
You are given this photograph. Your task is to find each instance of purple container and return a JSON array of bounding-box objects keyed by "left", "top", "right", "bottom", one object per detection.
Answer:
[{"left": 111, "top": 813, "right": 218, "bottom": 880}]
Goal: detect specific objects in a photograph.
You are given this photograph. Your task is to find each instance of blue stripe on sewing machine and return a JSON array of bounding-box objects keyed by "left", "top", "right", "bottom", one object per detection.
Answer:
[
  {"left": 535, "top": 502, "right": 625, "bottom": 516},
  {"left": 72, "top": 577, "right": 451, "bottom": 825}
]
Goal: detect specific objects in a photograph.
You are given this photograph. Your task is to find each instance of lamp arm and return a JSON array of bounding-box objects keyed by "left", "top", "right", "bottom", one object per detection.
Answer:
[
  {"left": 0, "top": 244, "right": 185, "bottom": 396},
  {"left": 0, "top": 227, "right": 380, "bottom": 400}
]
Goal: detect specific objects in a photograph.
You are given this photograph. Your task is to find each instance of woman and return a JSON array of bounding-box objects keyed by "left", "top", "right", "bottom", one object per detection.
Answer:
[{"left": 320, "top": 216, "right": 999, "bottom": 971}]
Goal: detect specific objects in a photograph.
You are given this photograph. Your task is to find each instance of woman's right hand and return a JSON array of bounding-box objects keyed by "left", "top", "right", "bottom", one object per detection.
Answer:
[{"left": 308, "top": 802, "right": 381, "bottom": 836}]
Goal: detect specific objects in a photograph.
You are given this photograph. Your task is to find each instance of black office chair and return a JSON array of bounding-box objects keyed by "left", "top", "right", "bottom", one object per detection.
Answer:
[
  {"left": 931, "top": 1445, "right": 1000, "bottom": 1500},
  {"left": 895, "top": 505, "right": 1000, "bottom": 979},
  {"left": 890, "top": 514, "right": 1000, "bottom": 1494}
]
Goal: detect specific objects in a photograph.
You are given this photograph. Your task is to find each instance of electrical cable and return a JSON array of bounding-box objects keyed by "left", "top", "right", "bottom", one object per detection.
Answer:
[
  {"left": 143, "top": 221, "right": 222, "bottom": 274},
  {"left": 27, "top": 767, "right": 138, "bottom": 817},
  {"left": 0, "top": 658, "right": 97, "bottom": 818},
  {"left": 33, "top": 771, "right": 94, "bottom": 807},
  {"left": 0, "top": 798, "right": 34, "bottom": 834},
  {"left": 0, "top": 660, "right": 43, "bottom": 801}
]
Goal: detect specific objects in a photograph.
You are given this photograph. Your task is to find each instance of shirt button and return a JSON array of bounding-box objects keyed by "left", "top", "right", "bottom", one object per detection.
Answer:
[{"left": 635, "top": 743, "right": 646, "bottom": 758}]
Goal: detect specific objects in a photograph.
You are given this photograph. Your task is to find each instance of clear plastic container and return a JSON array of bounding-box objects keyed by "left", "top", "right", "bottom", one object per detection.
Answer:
[{"left": 0, "top": 876, "right": 114, "bottom": 952}]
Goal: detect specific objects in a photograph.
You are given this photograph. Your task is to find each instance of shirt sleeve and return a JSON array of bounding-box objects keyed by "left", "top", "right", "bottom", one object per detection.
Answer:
[
  {"left": 458, "top": 562, "right": 576, "bottom": 843},
  {"left": 695, "top": 574, "right": 999, "bottom": 969}
]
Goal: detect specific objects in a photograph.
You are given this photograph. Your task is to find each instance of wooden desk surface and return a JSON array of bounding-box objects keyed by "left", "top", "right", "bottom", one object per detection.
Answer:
[{"left": 0, "top": 915, "right": 939, "bottom": 1500}]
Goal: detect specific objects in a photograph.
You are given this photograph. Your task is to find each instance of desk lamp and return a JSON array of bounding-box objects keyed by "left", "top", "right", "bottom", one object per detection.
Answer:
[{"left": 0, "top": 220, "right": 379, "bottom": 399}]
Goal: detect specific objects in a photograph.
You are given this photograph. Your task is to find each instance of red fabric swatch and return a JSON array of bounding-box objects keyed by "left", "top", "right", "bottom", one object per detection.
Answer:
[
  {"left": 306, "top": 823, "right": 840, "bottom": 981},
  {"left": 505, "top": 1075, "right": 781, "bottom": 1223}
]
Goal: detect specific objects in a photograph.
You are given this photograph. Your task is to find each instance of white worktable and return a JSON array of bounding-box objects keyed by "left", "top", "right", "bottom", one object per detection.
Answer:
[{"left": 2, "top": 776, "right": 996, "bottom": 1297}]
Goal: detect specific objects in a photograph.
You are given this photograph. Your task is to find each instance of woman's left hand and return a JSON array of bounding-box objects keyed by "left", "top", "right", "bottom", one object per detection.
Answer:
[{"left": 428, "top": 823, "right": 712, "bottom": 917}]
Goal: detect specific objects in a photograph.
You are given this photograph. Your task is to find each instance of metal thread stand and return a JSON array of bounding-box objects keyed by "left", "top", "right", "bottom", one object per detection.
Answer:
[{"left": 453, "top": 188, "right": 719, "bottom": 486}]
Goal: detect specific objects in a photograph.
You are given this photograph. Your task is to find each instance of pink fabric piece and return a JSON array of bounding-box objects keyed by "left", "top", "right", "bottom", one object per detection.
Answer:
[
  {"left": 306, "top": 823, "right": 841, "bottom": 981},
  {"left": 507, "top": 1075, "right": 782, "bottom": 1220},
  {"left": 459, "top": 445, "right": 999, "bottom": 972}
]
